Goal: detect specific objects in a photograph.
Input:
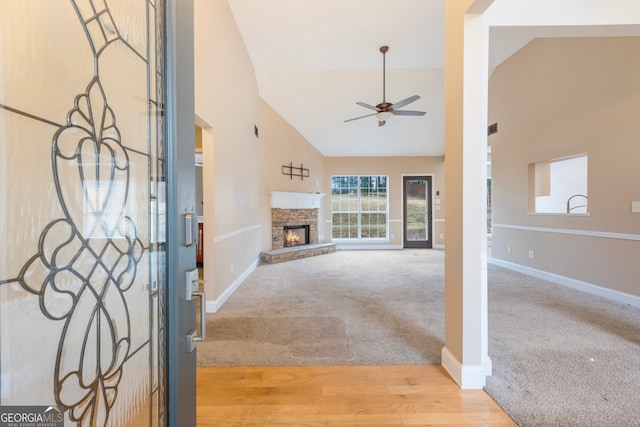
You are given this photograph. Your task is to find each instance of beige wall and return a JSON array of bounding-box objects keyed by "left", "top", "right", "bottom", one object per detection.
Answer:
[
  {"left": 194, "top": 0, "right": 261, "bottom": 302},
  {"left": 489, "top": 37, "right": 640, "bottom": 296},
  {"left": 325, "top": 157, "right": 445, "bottom": 248},
  {"left": 258, "top": 98, "right": 327, "bottom": 250},
  {"left": 192, "top": 3, "right": 447, "bottom": 304},
  {"left": 257, "top": 97, "right": 447, "bottom": 251}
]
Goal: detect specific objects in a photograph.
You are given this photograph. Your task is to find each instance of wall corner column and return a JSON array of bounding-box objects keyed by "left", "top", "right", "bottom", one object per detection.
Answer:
[{"left": 442, "top": 0, "right": 493, "bottom": 389}]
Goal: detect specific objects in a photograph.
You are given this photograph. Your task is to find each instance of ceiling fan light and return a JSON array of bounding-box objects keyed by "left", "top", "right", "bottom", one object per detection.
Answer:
[{"left": 376, "top": 111, "right": 391, "bottom": 121}]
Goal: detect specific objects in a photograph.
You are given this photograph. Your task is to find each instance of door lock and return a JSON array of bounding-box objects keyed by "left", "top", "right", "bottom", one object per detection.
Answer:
[{"left": 185, "top": 268, "right": 206, "bottom": 352}]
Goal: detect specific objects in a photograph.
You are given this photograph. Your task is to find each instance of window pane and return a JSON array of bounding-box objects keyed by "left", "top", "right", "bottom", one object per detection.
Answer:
[
  {"left": 372, "top": 214, "right": 387, "bottom": 238},
  {"left": 360, "top": 187, "right": 370, "bottom": 211},
  {"left": 347, "top": 192, "right": 359, "bottom": 211},
  {"left": 407, "top": 212, "right": 427, "bottom": 240},
  {"left": 332, "top": 213, "right": 341, "bottom": 238},
  {"left": 331, "top": 175, "right": 388, "bottom": 239}
]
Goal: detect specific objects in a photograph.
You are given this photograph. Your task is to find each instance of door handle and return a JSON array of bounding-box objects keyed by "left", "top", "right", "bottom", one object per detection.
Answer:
[
  {"left": 194, "top": 290, "right": 206, "bottom": 342},
  {"left": 185, "top": 270, "right": 206, "bottom": 352},
  {"left": 186, "top": 291, "right": 206, "bottom": 352}
]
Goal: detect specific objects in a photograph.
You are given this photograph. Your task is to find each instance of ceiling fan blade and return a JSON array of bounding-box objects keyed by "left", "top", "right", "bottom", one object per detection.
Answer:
[
  {"left": 392, "top": 110, "right": 426, "bottom": 116},
  {"left": 356, "top": 102, "right": 380, "bottom": 111},
  {"left": 344, "top": 112, "right": 378, "bottom": 123},
  {"left": 392, "top": 95, "right": 420, "bottom": 110}
]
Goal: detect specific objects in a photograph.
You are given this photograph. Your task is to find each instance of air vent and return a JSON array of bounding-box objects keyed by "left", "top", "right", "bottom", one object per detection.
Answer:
[{"left": 488, "top": 122, "right": 498, "bottom": 136}]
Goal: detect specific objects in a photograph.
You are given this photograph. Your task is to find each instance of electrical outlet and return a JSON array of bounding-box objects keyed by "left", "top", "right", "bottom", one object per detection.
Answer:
[
  {"left": 632, "top": 201, "right": 640, "bottom": 213},
  {"left": 230, "top": 262, "right": 234, "bottom": 273},
  {"left": 507, "top": 246, "right": 512, "bottom": 254},
  {"left": 439, "top": 233, "right": 444, "bottom": 239},
  {"left": 528, "top": 250, "right": 534, "bottom": 259},
  {"left": 390, "top": 234, "right": 396, "bottom": 240}
]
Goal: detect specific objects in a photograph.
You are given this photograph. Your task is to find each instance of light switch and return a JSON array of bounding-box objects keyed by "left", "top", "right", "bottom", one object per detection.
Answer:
[{"left": 632, "top": 201, "right": 640, "bottom": 213}]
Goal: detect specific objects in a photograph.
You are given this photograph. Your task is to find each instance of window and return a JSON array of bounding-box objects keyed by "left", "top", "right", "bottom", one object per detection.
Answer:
[
  {"left": 487, "top": 178, "right": 492, "bottom": 234},
  {"left": 487, "top": 146, "right": 492, "bottom": 234},
  {"left": 529, "top": 154, "right": 588, "bottom": 214},
  {"left": 331, "top": 175, "right": 388, "bottom": 239}
]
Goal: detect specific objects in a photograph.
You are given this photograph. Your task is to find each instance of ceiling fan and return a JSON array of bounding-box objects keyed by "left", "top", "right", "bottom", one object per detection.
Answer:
[{"left": 345, "top": 45, "right": 426, "bottom": 127}]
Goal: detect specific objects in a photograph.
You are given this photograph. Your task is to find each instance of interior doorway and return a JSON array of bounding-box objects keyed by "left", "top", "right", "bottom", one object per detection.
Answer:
[
  {"left": 195, "top": 126, "right": 204, "bottom": 268},
  {"left": 403, "top": 176, "right": 433, "bottom": 248}
]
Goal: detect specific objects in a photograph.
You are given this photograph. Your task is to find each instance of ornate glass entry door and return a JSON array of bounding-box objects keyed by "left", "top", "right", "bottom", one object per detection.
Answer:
[{"left": 1, "top": 1, "right": 167, "bottom": 425}]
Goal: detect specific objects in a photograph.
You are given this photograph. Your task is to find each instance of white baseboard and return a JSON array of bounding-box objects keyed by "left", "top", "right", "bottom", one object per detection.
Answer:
[
  {"left": 205, "top": 258, "right": 259, "bottom": 313},
  {"left": 490, "top": 258, "right": 640, "bottom": 309},
  {"left": 335, "top": 244, "right": 403, "bottom": 250},
  {"left": 482, "top": 355, "right": 493, "bottom": 377},
  {"left": 441, "top": 347, "right": 488, "bottom": 389}
]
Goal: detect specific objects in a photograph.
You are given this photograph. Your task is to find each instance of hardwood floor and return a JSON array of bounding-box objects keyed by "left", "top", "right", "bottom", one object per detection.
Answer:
[{"left": 197, "top": 365, "right": 516, "bottom": 426}]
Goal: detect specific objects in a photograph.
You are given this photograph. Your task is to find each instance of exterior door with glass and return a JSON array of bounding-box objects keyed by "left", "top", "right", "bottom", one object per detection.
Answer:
[
  {"left": 0, "top": 1, "right": 195, "bottom": 425},
  {"left": 403, "top": 176, "right": 433, "bottom": 248}
]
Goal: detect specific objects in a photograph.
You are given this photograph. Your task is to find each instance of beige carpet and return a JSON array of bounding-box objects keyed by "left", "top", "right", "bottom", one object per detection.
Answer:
[
  {"left": 485, "top": 264, "right": 640, "bottom": 427},
  {"left": 198, "top": 248, "right": 640, "bottom": 427},
  {"left": 198, "top": 249, "right": 445, "bottom": 366}
]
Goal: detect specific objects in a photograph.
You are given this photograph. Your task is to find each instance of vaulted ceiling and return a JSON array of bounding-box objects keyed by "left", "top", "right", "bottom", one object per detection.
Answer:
[{"left": 227, "top": 0, "right": 640, "bottom": 157}]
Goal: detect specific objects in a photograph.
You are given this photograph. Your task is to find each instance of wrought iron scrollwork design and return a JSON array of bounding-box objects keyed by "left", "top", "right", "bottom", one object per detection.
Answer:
[{"left": 0, "top": 1, "right": 163, "bottom": 425}]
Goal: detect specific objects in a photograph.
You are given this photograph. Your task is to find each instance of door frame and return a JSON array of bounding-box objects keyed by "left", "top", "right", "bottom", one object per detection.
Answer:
[
  {"left": 166, "top": 0, "right": 198, "bottom": 425},
  {"left": 402, "top": 175, "right": 433, "bottom": 248}
]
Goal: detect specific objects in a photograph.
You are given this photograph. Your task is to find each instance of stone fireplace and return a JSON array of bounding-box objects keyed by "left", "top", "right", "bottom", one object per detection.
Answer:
[
  {"left": 271, "top": 207, "right": 318, "bottom": 250},
  {"left": 261, "top": 192, "right": 336, "bottom": 264}
]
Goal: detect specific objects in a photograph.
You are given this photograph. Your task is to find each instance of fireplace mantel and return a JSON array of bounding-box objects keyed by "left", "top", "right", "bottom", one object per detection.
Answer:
[{"left": 269, "top": 192, "right": 325, "bottom": 209}]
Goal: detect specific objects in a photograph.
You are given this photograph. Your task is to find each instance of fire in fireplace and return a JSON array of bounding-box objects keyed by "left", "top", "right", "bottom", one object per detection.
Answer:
[{"left": 283, "top": 225, "right": 310, "bottom": 248}]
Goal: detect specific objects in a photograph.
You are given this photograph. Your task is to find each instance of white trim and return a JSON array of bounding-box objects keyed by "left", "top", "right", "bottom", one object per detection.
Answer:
[
  {"left": 492, "top": 223, "right": 640, "bottom": 241},
  {"left": 206, "top": 258, "right": 260, "bottom": 313},
  {"left": 441, "top": 347, "right": 487, "bottom": 389},
  {"left": 489, "top": 258, "right": 640, "bottom": 309},
  {"left": 335, "top": 243, "right": 403, "bottom": 250},
  {"left": 214, "top": 224, "right": 261, "bottom": 243},
  {"left": 526, "top": 212, "right": 590, "bottom": 217},
  {"left": 482, "top": 356, "right": 493, "bottom": 377},
  {"left": 332, "top": 238, "right": 389, "bottom": 243},
  {"left": 324, "top": 219, "right": 402, "bottom": 224},
  {"left": 269, "top": 191, "right": 325, "bottom": 209}
]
